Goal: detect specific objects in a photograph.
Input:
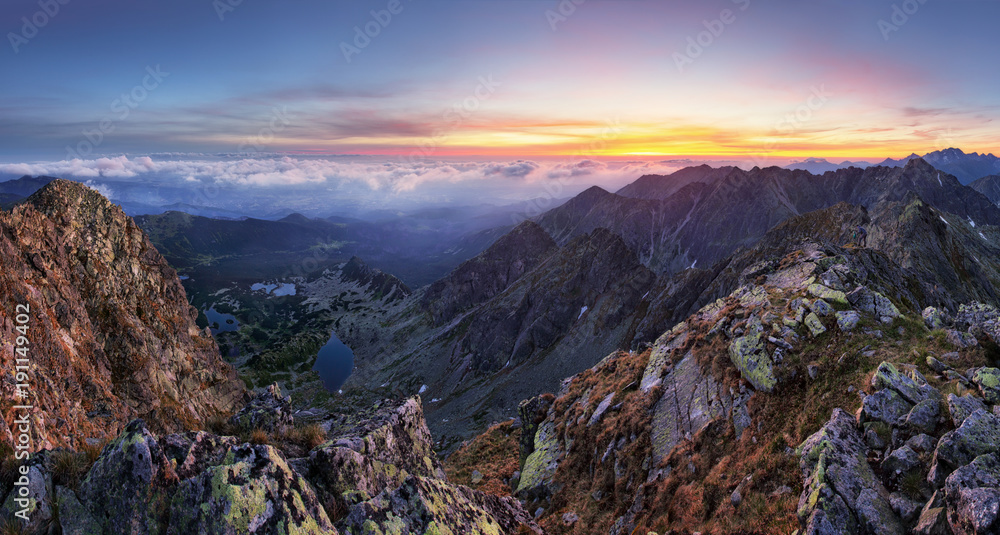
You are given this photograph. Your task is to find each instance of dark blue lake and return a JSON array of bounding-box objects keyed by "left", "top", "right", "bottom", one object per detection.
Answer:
[
  {"left": 313, "top": 331, "right": 354, "bottom": 391},
  {"left": 204, "top": 306, "right": 239, "bottom": 334}
]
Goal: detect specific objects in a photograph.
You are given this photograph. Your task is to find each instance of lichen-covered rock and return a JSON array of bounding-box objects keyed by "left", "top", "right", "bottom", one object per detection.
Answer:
[
  {"left": 56, "top": 485, "right": 102, "bottom": 535},
  {"left": 161, "top": 431, "right": 240, "bottom": 480},
  {"left": 847, "top": 286, "right": 877, "bottom": 314},
  {"left": 810, "top": 298, "right": 834, "bottom": 317},
  {"left": 650, "top": 352, "right": 733, "bottom": 463},
  {"left": 341, "top": 475, "right": 542, "bottom": 535},
  {"left": 804, "top": 312, "right": 827, "bottom": 337},
  {"left": 914, "top": 504, "right": 951, "bottom": 535},
  {"left": 874, "top": 292, "right": 902, "bottom": 324},
  {"left": 797, "top": 408, "right": 904, "bottom": 534},
  {"left": 167, "top": 443, "right": 334, "bottom": 535},
  {"left": 923, "top": 307, "right": 951, "bottom": 330},
  {"left": 947, "top": 330, "right": 979, "bottom": 349},
  {"left": 944, "top": 453, "right": 1000, "bottom": 535},
  {"left": 929, "top": 409, "right": 1000, "bottom": 488},
  {"left": 516, "top": 418, "right": 562, "bottom": 500},
  {"left": 927, "top": 356, "right": 951, "bottom": 373},
  {"left": 76, "top": 419, "right": 174, "bottom": 534},
  {"left": 808, "top": 284, "right": 849, "bottom": 306},
  {"left": 948, "top": 394, "right": 989, "bottom": 428},
  {"left": 954, "top": 303, "right": 1000, "bottom": 344},
  {"left": 728, "top": 317, "right": 778, "bottom": 392},
  {"left": 640, "top": 321, "right": 689, "bottom": 392},
  {"left": 230, "top": 383, "right": 294, "bottom": 434},
  {"left": 903, "top": 398, "right": 941, "bottom": 435},
  {"left": 306, "top": 397, "right": 446, "bottom": 517},
  {"left": 872, "top": 362, "right": 937, "bottom": 405},
  {"left": 881, "top": 446, "right": 921, "bottom": 486},
  {"left": 860, "top": 388, "right": 913, "bottom": 426},
  {"left": 517, "top": 394, "right": 553, "bottom": 466},
  {"left": 971, "top": 368, "right": 1000, "bottom": 404},
  {"left": 836, "top": 310, "right": 860, "bottom": 331},
  {"left": 906, "top": 433, "right": 939, "bottom": 454},
  {"left": 0, "top": 452, "right": 52, "bottom": 533}
]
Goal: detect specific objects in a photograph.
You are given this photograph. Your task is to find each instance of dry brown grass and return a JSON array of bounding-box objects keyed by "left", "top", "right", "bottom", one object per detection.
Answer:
[{"left": 443, "top": 420, "right": 521, "bottom": 497}]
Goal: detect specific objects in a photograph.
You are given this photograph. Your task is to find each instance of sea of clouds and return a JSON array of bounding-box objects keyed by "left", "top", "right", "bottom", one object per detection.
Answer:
[{"left": 0, "top": 154, "right": 736, "bottom": 217}]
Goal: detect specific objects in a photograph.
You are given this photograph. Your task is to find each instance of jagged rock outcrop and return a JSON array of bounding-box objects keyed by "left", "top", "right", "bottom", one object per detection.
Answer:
[
  {"left": 421, "top": 220, "right": 557, "bottom": 325},
  {"left": 338, "top": 255, "right": 411, "bottom": 302},
  {"left": 2, "top": 396, "right": 540, "bottom": 534},
  {"left": 0, "top": 180, "right": 246, "bottom": 451},
  {"left": 797, "top": 329, "right": 1000, "bottom": 535}
]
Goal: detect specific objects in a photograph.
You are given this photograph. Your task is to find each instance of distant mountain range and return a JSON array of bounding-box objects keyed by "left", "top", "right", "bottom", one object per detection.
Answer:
[
  {"left": 784, "top": 147, "right": 1000, "bottom": 184},
  {"left": 327, "top": 157, "right": 1000, "bottom": 448}
]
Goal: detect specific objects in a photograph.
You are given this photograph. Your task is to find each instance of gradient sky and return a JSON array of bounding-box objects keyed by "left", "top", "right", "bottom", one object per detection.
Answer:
[{"left": 2, "top": 0, "right": 999, "bottom": 162}]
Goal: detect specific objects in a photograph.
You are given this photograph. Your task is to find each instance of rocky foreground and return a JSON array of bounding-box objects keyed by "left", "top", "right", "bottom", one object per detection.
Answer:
[
  {"left": 0, "top": 387, "right": 541, "bottom": 534},
  {"left": 443, "top": 205, "right": 1000, "bottom": 534}
]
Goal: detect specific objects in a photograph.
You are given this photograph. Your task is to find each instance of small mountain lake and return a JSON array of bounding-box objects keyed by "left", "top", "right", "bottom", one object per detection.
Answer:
[
  {"left": 204, "top": 306, "right": 239, "bottom": 334},
  {"left": 313, "top": 331, "right": 354, "bottom": 391}
]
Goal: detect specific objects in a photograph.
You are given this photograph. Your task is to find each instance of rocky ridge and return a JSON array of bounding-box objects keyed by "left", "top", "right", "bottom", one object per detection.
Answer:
[
  {"left": 446, "top": 211, "right": 1000, "bottom": 533},
  {"left": 1, "top": 389, "right": 541, "bottom": 534},
  {"left": 0, "top": 180, "right": 247, "bottom": 451}
]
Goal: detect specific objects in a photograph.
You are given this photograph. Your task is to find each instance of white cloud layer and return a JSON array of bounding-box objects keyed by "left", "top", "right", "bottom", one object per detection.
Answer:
[{"left": 0, "top": 155, "right": 736, "bottom": 202}]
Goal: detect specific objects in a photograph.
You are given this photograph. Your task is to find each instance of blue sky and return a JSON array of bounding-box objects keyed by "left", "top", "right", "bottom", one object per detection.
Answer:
[{"left": 1, "top": 0, "right": 998, "bottom": 162}]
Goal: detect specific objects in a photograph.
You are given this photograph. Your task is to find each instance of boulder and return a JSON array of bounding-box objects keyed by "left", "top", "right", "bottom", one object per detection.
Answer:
[
  {"left": 808, "top": 284, "right": 849, "bottom": 306},
  {"left": 929, "top": 409, "right": 1000, "bottom": 488},
  {"left": 341, "top": 475, "right": 542, "bottom": 534},
  {"left": 903, "top": 398, "right": 941, "bottom": 435},
  {"left": 229, "top": 383, "right": 294, "bottom": 434},
  {"left": 860, "top": 388, "right": 913, "bottom": 426},
  {"left": 836, "top": 310, "right": 860, "bottom": 332},
  {"left": 804, "top": 312, "right": 827, "bottom": 338},
  {"left": 728, "top": 317, "right": 778, "bottom": 392},
  {"left": 810, "top": 298, "right": 834, "bottom": 317},
  {"left": 167, "top": 444, "right": 335, "bottom": 535},
  {"left": 947, "top": 330, "right": 979, "bottom": 349},
  {"left": 872, "top": 362, "right": 936, "bottom": 405},
  {"left": 923, "top": 307, "right": 951, "bottom": 330},
  {"left": 874, "top": 292, "right": 902, "bottom": 324},
  {"left": 944, "top": 453, "right": 1000, "bottom": 535},
  {"left": 649, "top": 352, "right": 732, "bottom": 464},
  {"left": 949, "top": 394, "right": 989, "bottom": 428},
  {"left": 881, "top": 446, "right": 921, "bottom": 487},
  {"left": 971, "top": 368, "right": 1000, "bottom": 404},
  {"left": 0, "top": 452, "right": 53, "bottom": 533},
  {"left": 797, "top": 409, "right": 904, "bottom": 534},
  {"left": 516, "top": 419, "right": 563, "bottom": 500},
  {"left": 306, "top": 397, "right": 445, "bottom": 516},
  {"left": 76, "top": 420, "right": 172, "bottom": 535}
]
